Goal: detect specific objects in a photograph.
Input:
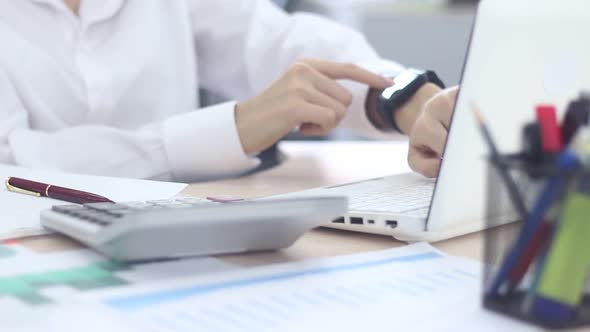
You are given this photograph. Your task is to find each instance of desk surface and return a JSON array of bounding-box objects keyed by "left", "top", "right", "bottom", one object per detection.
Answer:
[
  {"left": 185, "top": 141, "right": 485, "bottom": 267},
  {"left": 19, "top": 141, "right": 484, "bottom": 267}
]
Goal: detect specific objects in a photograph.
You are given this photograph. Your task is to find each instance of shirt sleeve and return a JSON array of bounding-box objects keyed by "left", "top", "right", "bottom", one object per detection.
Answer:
[
  {"left": 188, "top": 0, "right": 406, "bottom": 139},
  {"left": 0, "top": 71, "right": 259, "bottom": 182}
]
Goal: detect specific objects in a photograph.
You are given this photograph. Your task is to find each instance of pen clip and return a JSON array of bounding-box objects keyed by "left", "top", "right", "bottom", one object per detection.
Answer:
[{"left": 5, "top": 178, "right": 41, "bottom": 197}]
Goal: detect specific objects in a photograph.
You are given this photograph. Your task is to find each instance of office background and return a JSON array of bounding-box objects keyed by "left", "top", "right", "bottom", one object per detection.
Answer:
[{"left": 201, "top": 0, "right": 477, "bottom": 139}]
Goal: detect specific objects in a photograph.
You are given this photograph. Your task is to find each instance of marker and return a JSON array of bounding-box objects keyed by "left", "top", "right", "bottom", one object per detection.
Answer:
[
  {"left": 522, "top": 238, "right": 553, "bottom": 314},
  {"left": 487, "top": 150, "right": 579, "bottom": 298},
  {"left": 536, "top": 104, "right": 562, "bottom": 153},
  {"left": 562, "top": 94, "right": 590, "bottom": 146},
  {"left": 522, "top": 122, "right": 543, "bottom": 162},
  {"left": 532, "top": 184, "right": 590, "bottom": 323},
  {"left": 571, "top": 127, "right": 590, "bottom": 165},
  {"left": 507, "top": 220, "right": 553, "bottom": 290}
]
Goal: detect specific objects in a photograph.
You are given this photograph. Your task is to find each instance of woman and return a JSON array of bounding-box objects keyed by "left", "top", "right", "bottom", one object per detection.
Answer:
[{"left": 0, "top": 0, "right": 456, "bottom": 182}]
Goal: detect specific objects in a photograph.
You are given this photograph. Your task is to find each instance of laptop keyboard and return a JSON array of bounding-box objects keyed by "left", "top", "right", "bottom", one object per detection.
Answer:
[{"left": 348, "top": 183, "right": 434, "bottom": 214}]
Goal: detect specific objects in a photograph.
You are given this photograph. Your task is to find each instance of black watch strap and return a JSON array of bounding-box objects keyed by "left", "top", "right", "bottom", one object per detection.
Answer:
[{"left": 375, "top": 69, "right": 445, "bottom": 132}]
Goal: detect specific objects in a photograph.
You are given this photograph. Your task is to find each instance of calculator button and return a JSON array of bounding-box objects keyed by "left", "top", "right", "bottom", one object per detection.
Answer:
[
  {"left": 145, "top": 199, "right": 174, "bottom": 206},
  {"left": 174, "top": 197, "right": 209, "bottom": 204},
  {"left": 93, "top": 215, "right": 120, "bottom": 226},
  {"left": 121, "top": 201, "right": 159, "bottom": 209},
  {"left": 84, "top": 202, "right": 129, "bottom": 211},
  {"left": 107, "top": 209, "right": 136, "bottom": 217},
  {"left": 52, "top": 205, "right": 85, "bottom": 214},
  {"left": 206, "top": 195, "right": 244, "bottom": 203},
  {"left": 72, "top": 210, "right": 106, "bottom": 220},
  {"left": 166, "top": 203, "right": 193, "bottom": 209},
  {"left": 148, "top": 200, "right": 192, "bottom": 208}
]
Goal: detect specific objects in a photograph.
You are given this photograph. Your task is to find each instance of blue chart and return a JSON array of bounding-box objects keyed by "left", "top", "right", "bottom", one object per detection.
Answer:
[{"left": 102, "top": 245, "right": 482, "bottom": 332}]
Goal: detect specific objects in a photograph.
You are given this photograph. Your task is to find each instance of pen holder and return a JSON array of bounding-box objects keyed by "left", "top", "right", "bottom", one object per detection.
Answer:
[{"left": 483, "top": 153, "right": 590, "bottom": 329}]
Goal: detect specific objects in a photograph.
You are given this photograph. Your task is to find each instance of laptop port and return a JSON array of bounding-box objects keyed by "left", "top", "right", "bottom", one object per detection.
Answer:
[
  {"left": 332, "top": 217, "right": 345, "bottom": 224},
  {"left": 367, "top": 219, "right": 375, "bottom": 224},
  {"left": 350, "top": 217, "right": 364, "bottom": 225},
  {"left": 385, "top": 220, "right": 398, "bottom": 228}
]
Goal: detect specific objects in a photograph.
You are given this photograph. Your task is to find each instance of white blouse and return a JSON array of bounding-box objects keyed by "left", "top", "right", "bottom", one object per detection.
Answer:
[{"left": 0, "top": 0, "right": 403, "bottom": 182}]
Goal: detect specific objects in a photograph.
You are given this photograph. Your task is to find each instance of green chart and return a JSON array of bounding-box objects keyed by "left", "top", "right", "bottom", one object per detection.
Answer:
[
  {"left": 0, "top": 260, "right": 132, "bottom": 306},
  {"left": 0, "top": 245, "right": 16, "bottom": 258}
]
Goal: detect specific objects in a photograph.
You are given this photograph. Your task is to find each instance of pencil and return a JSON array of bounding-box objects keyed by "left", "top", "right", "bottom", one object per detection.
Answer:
[{"left": 472, "top": 103, "right": 528, "bottom": 220}]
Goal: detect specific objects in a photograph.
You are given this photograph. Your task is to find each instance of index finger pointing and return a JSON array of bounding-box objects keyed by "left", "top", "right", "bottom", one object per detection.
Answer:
[{"left": 300, "top": 59, "right": 393, "bottom": 89}]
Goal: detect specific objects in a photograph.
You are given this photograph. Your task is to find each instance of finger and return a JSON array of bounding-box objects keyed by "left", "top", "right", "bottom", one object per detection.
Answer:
[
  {"left": 428, "top": 87, "right": 460, "bottom": 129},
  {"left": 300, "top": 123, "right": 328, "bottom": 136},
  {"left": 296, "top": 102, "right": 338, "bottom": 131},
  {"left": 306, "top": 68, "right": 354, "bottom": 107},
  {"left": 408, "top": 149, "right": 441, "bottom": 178},
  {"left": 300, "top": 58, "right": 392, "bottom": 89},
  {"left": 412, "top": 118, "right": 447, "bottom": 157},
  {"left": 303, "top": 87, "right": 347, "bottom": 122}
]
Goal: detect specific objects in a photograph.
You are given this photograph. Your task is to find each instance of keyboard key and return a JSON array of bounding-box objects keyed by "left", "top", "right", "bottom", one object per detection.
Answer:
[{"left": 347, "top": 182, "right": 433, "bottom": 214}]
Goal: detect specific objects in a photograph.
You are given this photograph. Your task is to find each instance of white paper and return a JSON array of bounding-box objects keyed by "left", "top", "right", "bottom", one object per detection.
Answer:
[
  {"left": 0, "top": 164, "right": 187, "bottom": 239},
  {"left": 0, "top": 242, "right": 239, "bottom": 332},
  {"left": 3, "top": 300, "right": 142, "bottom": 332},
  {"left": 90, "top": 243, "right": 540, "bottom": 332}
]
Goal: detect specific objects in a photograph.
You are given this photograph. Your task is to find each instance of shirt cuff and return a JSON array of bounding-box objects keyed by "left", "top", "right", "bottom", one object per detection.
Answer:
[
  {"left": 339, "top": 59, "right": 406, "bottom": 139},
  {"left": 163, "top": 102, "right": 260, "bottom": 182}
]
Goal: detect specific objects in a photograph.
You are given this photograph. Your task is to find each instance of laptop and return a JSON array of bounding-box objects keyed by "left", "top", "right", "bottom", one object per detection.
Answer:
[{"left": 274, "top": 0, "right": 590, "bottom": 242}]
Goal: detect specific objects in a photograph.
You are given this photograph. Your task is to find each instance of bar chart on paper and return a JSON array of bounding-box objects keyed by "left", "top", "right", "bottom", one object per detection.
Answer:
[
  {"left": 97, "top": 244, "right": 535, "bottom": 332},
  {"left": 0, "top": 244, "right": 235, "bottom": 307}
]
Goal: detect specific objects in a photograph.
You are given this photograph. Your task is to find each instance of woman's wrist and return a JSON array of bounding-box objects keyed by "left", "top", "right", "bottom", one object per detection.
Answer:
[{"left": 393, "top": 83, "right": 442, "bottom": 135}]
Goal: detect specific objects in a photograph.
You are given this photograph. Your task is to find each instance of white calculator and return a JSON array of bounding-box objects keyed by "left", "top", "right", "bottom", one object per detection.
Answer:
[{"left": 41, "top": 196, "right": 347, "bottom": 262}]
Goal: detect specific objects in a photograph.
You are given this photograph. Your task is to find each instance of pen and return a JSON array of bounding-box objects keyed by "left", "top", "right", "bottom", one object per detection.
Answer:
[
  {"left": 487, "top": 150, "right": 579, "bottom": 298},
  {"left": 5, "top": 177, "right": 114, "bottom": 204},
  {"left": 472, "top": 104, "right": 528, "bottom": 220}
]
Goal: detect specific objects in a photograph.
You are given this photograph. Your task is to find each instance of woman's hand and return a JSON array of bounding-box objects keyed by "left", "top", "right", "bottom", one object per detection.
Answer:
[
  {"left": 407, "top": 86, "right": 459, "bottom": 178},
  {"left": 235, "top": 59, "right": 392, "bottom": 154}
]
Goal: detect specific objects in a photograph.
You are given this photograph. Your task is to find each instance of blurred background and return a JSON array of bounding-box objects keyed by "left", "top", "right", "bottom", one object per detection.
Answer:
[{"left": 202, "top": 0, "right": 478, "bottom": 140}]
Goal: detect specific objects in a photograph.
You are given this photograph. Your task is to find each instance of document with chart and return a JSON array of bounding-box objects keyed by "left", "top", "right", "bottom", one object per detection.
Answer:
[
  {"left": 0, "top": 241, "right": 235, "bottom": 331},
  {"left": 86, "top": 243, "right": 538, "bottom": 332}
]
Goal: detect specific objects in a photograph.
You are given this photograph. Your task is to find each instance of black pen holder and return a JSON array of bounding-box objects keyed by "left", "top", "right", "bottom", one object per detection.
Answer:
[{"left": 483, "top": 153, "right": 590, "bottom": 329}]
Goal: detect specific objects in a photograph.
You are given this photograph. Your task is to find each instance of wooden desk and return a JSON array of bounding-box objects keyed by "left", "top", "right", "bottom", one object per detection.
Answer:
[
  {"left": 185, "top": 140, "right": 485, "bottom": 266},
  {"left": 19, "top": 141, "right": 485, "bottom": 267}
]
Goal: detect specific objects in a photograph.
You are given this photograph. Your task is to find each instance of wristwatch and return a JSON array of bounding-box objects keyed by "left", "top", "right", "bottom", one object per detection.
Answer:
[{"left": 374, "top": 68, "right": 445, "bottom": 132}]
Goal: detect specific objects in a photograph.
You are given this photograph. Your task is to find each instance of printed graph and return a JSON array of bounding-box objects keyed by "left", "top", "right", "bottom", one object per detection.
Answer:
[
  {"left": 0, "top": 245, "right": 16, "bottom": 258},
  {"left": 0, "top": 260, "right": 130, "bottom": 305},
  {"left": 103, "top": 250, "right": 481, "bottom": 332}
]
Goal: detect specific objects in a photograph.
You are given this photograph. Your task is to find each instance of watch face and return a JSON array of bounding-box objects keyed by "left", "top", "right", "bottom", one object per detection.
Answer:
[{"left": 381, "top": 70, "right": 420, "bottom": 99}]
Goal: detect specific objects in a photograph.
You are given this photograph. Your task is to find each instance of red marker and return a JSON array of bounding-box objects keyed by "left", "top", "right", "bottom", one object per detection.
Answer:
[{"left": 536, "top": 104, "right": 562, "bottom": 152}]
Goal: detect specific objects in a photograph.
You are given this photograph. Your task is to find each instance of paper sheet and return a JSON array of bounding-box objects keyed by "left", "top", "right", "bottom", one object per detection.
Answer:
[
  {"left": 0, "top": 164, "right": 187, "bottom": 239},
  {"left": 0, "top": 241, "right": 238, "bottom": 331},
  {"left": 89, "top": 243, "right": 539, "bottom": 332}
]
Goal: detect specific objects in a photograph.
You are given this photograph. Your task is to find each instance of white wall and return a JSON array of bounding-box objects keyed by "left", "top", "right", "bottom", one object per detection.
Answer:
[{"left": 290, "top": 1, "right": 476, "bottom": 86}]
